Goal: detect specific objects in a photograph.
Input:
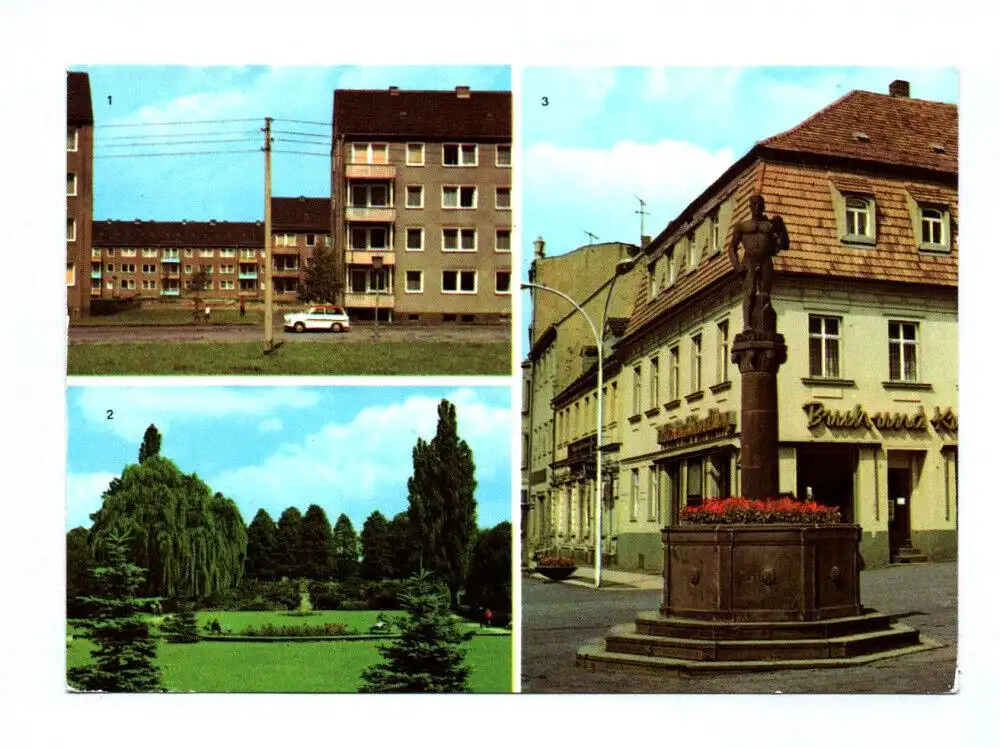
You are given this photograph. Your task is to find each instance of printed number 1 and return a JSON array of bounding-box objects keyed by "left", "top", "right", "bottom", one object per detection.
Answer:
[
  {"left": 106, "top": 409, "right": 114, "bottom": 420},
  {"left": 541, "top": 96, "right": 549, "bottom": 106},
  {"left": 107, "top": 95, "right": 112, "bottom": 105}
]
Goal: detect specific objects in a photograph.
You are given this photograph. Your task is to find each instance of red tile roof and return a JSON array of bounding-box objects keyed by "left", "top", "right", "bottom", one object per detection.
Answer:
[
  {"left": 94, "top": 220, "right": 262, "bottom": 247},
  {"left": 67, "top": 71, "right": 93, "bottom": 126},
  {"left": 271, "top": 196, "right": 330, "bottom": 231},
  {"left": 333, "top": 88, "right": 511, "bottom": 141}
]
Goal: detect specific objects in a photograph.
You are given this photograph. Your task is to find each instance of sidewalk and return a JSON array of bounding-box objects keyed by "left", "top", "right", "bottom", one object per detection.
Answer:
[{"left": 528, "top": 566, "right": 662, "bottom": 590}]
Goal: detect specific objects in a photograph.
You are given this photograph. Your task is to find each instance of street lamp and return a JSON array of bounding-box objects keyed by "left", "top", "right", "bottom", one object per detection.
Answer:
[
  {"left": 522, "top": 255, "right": 634, "bottom": 588},
  {"left": 372, "top": 255, "right": 384, "bottom": 342}
]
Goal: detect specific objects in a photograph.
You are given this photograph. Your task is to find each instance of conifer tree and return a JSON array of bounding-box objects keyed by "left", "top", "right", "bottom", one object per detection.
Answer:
[
  {"left": 275, "top": 507, "right": 305, "bottom": 579},
  {"left": 332, "top": 513, "right": 359, "bottom": 580},
  {"left": 162, "top": 602, "right": 200, "bottom": 643},
  {"left": 245, "top": 508, "right": 279, "bottom": 581},
  {"left": 137, "top": 424, "right": 162, "bottom": 463},
  {"left": 358, "top": 572, "right": 472, "bottom": 693},
  {"left": 301, "top": 504, "right": 336, "bottom": 580},
  {"left": 298, "top": 242, "right": 341, "bottom": 303},
  {"left": 68, "top": 528, "right": 163, "bottom": 692},
  {"left": 360, "top": 510, "right": 393, "bottom": 580}
]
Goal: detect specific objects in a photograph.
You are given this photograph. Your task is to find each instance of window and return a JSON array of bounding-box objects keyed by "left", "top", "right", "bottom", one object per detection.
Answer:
[
  {"left": 690, "top": 334, "right": 703, "bottom": 392},
  {"left": 632, "top": 364, "right": 642, "bottom": 415},
  {"left": 220, "top": 264, "right": 235, "bottom": 274},
  {"left": 442, "top": 185, "right": 476, "bottom": 209},
  {"left": 162, "top": 249, "right": 179, "bottom": 260},
  {"left": 496, "top": 143, "right": 511, "bottom": 167},
  {"left": 240, "top": 249, "right": 256, "bottom": 259},
  {"left": 495, "top": 270, "right": 511, "bottom": 294},
  {"left": 496, "top": 187, "right": 511, "bottom": 210},
  {"left": 845, "top": 196, "right": 874, "bottom": 239},
  {"left": 442, "top": 269, "right": 477, "bottom": 294},
  {"left": 142, "top": 264, "right": 156, "bottom": 274},
  {"left": 649, "top": 356, "right": 659, "bottom": 409},
  {"left": 717, "top": 319, "right": 730, "bottom": 383},
  {"left": 67, "top": 127, "right": 78, "bottom": 152},
  {"left": 306, "top": 234, "right": 316, "bottom": 246},
  {"left": 920, "top": 207, "right": 949, "bottom": 249},
  {"left": 142, "top": 279, "right": 157, "bottom": 290},
  {"left": 406, "top": 143, "right": 424, "bottom": 166},
  {"left": 687, "top": 232, "right": 698, "bottom": 271},
  {"left": 121, "top": 248, "right": 137, "bottom": 257},
  {"left": 710, "top": 211, "right": 720, "bottom": 254},
  {"left": 668, "top": 345, "right": 680, "bottom": 401},
  {"left": 405, "top": 228, "right": 424, "bottom": 252},
  {"left": 668, "top": 248, "right": 677, "bottom": 284},
  {"left": 351, "top": 142, "right": 388, "bottom": 164},
  {"left": 686, "top": 459, "right": 703, "bottom": 507},
  {"left": 350, "top": 226, "right": 388, "bottom": 251},
  {"left": 350, "top": 184, "right": 389, "bottom": 208},
  {"left": 200, "top": 249, "right": 214, "bottom": 258},
  {"left": 442, "top": 228, "right": 476, "bottom": 252},
  {"left": 142, "top": 248, "right": 157, "bottom": 258},
  {"left": 66, "top": 217, "right": 76, "bottom": 242},
  {"left": 648, "top": 260, "right": 659, "bottom": 299},
  {"left": 443, "top": 143, "right": 477, "bottom": 166},
  {"left": 220, "top": 248, "right": 235, "bottom": 258},
  {"left": 495, "top": 228, "right": 511, "bottom": 252},
  {"left": 67, "top": 172, "right": 77, "bottom": 196},
  {"left": 406, "top": 185, "right": 423, "bottom": 208},
  {"left": 120, "top": 279, "right": 136, "bottom": 290},
  {"left": 888, "top": 321, "right": 918, "bottom": 382},
  {"left": 405, "top": 270, "right": 423, "bottom": 293},
  {"left": 220, "top": 280, "right": 235, "bottom": 291},
  {"left": 184, "top": 249, "right": 194, "bottom": 257},
  {"left": 808, "top": 315, "right": 841, "bottom": 378},
  {"left": 648, "top": 469, "right": 659, "bottom": 522},
  {"left": 66, "top": 263, "right": 75, "bottom": 286},
  {"left": 630, "top": 469, "right": 640, "bottom": 521},
  {"left": 184, "top": 265, "right": 193, "bottom": 274}
]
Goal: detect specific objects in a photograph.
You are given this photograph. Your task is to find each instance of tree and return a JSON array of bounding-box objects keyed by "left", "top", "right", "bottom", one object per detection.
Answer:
[
  {"left": 300, "top": 504, "right": 336, "bottom": 581},
  {"left": 88, "top": 446, "right": 247, "bottom": 600},
  {"left": 68, "top": 528, "right": 163, "bottom": 692},
  {"left": 275, "top": 507, "right": 305, "bottom": 579},
  {"left": 298, "top": 243, "right": 340, "bottom": 303},
  {"left": 358, "top": 572, "right": 472, "bottom": 693},
  {"left": 407, "top": 399, "right": 478, "bottom": 607},
  {"left": 137, "top": 424, "right": 162, "bottom": 463},
  {"left": 162, "top": 602, "right": 200, "bottom": 643},
  {"left": 66, "top": 527, "right": 94, "bottom": 618},
  {"left": 332, "top": 513, "right": 359, "bottom": 580},
  {"left": 245, "top": 509, "right": 279, "bottom": 581},
  {"left": 189, "top": 266, "right": 210, "bottom": 317},
  {"left": 359, "top": 510, "right": 393, "bottom": 580},
  {"left": 464, "top": 522, "right": 512, "bottom": 615},
  {"left": 387, "top": 512, "right": 419, "bottom": 579}
]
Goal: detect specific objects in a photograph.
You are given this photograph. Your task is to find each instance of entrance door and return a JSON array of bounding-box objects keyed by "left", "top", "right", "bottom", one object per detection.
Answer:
[
  {"left": 887, "top": 466, "right": 912, "bottom": 558},
  {"left": 796, "top": 446, "right": 856, "bottom": 522}
]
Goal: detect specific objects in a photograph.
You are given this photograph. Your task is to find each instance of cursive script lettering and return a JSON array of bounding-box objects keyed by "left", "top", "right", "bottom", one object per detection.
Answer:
[{"left": 802, "top": 401, "right": 940, "bottom": 432}]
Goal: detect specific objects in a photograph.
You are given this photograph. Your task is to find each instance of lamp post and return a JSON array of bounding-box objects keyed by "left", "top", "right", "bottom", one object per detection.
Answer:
[
  {"left": 372, "top": 255, "right": 383, "bottom": 342},
  {"left": 521, "top": 256, "right": 634, "bottom": 589}
]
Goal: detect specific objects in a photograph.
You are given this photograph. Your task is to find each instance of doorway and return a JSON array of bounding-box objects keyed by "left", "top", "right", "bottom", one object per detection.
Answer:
[
  {"left": 887, "top": 466, "right": 912, "bottom": 558},
  {"left": 796, "top": 445, "right": 856, "bottom": 522}
]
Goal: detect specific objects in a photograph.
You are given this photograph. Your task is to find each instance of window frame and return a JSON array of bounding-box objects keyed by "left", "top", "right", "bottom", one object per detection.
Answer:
[
  {"left": 351, "top": 142, "right": 389, "bottom": 165},
  {"left": 690, "top": 333, "right": 703, "bottom": 393},
  {"left": 405, "top": 227, "right": 424, "bottom": 252},
  {"left": 496, "top": 143, "right": 512, "bottom": 167},
  {"left": 495, "top": 228, "right": 512, "bottom": 253},
  {"left": 918, "top": 205, "right": 951, "bottom": 252},
  {"left": 67, "top": 172, "right": 77, "bottom": 197},
  {"left": 67, "top": 127, "right": 78, "bottom": 152},
  {"left": 442, "top": 227, "right": 477, "bottom": 253},
  {"left": 442, "top": 185, "right": 477, "bottom": 210},
  {"left": 405, "top": 185, "right": 424, "bottom": 209},
  {"left": 648, "top": 468, "right": 659, "bottom": 523},
  {"left": 495, "top": 186, "right": 512, "bottom": 210},
  {"left": 495, "top": 270, "right": 512, "bottom": 295},
  {"left": 630, "top": 469, "right": 640, "bottom": 521},
  {"left": 442, "top": 143, "right": 478, "bottom": 167},
  {"left": 632, "top": 364, "right": 642, "bottom": 416},
  {"left": 649, "top": 356, "right": 660, "bottom": 410},
  {"left": 405, "top": 142, "right": 425, "bottom": 166},
  {"left": 441, "top": 269, "right": 478, "bottom": 295},
  {"left": 404, "top": 269, "right": 424, "bottom": 294},
  {"left": 808, "top": 314, "right": 842, "bottom": 378},
  {"left": 668, "top": 345, "right": 680, "bottom": 402},
  {"left": 66, "top": 217, "right": 76, "bottom": 242},
  {"left": 888, "top": 320, "right": 919, "bottom": 383},
  {"left": 842, "top": 194, "right": 876, "bottom": 244},
  {"left": 716, "top": 319, "right": 730, "bottom": 384},
  {"left": 349, "top": 226, "right": 390, "bottom": 252}
]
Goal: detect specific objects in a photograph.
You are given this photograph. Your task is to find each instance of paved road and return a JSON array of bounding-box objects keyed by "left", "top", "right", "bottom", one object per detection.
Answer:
[
  {"left": 68, "top": 323, "right": 511, "bottom": 344},
  {"left": 521, "top": 561, "right": 957, "bottom": 694}
]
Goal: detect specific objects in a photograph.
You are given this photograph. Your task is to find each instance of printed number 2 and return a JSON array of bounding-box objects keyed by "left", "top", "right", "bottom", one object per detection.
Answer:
[
  {"left": 106, "top": 409, "right": 114, "bottom": 420},
  {"left": 541, "top": 96, "right": 549, "bottom": 106}
]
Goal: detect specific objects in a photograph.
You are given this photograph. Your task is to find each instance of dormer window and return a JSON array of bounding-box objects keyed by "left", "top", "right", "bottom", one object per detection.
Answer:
[
  {"left": 841, "top": 194, "right": 876, "bottom": 245},
  {"left": 919, "top": 206, "right": 952, "bottom": 251},
  {"left": 648, "top": 259, "right": 659, "bottom": 299}
]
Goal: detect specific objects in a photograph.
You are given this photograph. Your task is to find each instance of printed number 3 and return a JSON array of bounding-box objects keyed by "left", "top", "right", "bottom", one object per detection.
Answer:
[
  {"left": 106, "top": 409, "right": 114, "bottom": 420},
  {"left": 541, "top": 96, "right": 549, "bottom": 106}
]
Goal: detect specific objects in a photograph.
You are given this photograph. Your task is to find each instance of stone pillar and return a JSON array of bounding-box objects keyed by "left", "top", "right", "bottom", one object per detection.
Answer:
[{"left": 732, "top": 330, "right": 787, "bottom": 500}]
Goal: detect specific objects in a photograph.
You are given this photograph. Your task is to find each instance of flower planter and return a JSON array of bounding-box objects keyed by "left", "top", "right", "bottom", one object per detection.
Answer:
[
  {"left": 536, "top": 566, "right": 578, "bottom": 581},
  {"left": 660, "top": 524, "right": 862, "bottom": 622}
]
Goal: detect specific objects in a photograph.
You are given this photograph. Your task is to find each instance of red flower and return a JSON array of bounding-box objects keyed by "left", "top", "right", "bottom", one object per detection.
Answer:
[{"left": 680, "top": 496, "right": 841, "bottom": 525}]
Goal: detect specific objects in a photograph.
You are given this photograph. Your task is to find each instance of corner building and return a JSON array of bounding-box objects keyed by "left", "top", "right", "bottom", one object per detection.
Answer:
[
  {"left": 332, "top": 87, "right": 512, "bottom": 323},
  {"left": 524, "top": 81, "right": 957, "bottom": 571}
]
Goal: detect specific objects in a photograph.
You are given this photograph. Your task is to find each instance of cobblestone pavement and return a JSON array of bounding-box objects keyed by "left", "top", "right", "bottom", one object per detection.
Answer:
[{"left": 521, "top": 561, "right": 957, "bottom": 694}]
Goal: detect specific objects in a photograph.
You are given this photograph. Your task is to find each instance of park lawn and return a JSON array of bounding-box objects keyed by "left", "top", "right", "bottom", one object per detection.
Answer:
[
  {"left": 66, "top": 627, "right": 512, "bottom": 693},
  {"left": 67, "top": 341, "right": 512, "bottom": 375},
  {"left": 73, "top": 308, "right": 263, "bottom": 326}
]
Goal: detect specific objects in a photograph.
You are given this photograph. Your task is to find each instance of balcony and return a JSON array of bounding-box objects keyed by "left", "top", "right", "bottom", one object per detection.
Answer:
[
  {"left": 91, "top": 249, "right": 101, "bottom": 259},
  {"left": 238, "top": 271, "right": 258, "bottom": 280},
  {"left": 345, "top": 206, "right": 396, "bottom": 223},
  {"left": 160, "top": 288, "right": 180, "bottom": 297},
  {"left": 272, "top": 267, "right": 300, "bottom": 276},
  {"left": 161, "top": 255, "right": 180, "bottom": 264},
  {"left": 271, "top": 244, "right": 300, "bottom": 255},
  {"left": 90, "top": 270, "right": 102, "bottom": 279},
  {"left": 346, "top": 250, "right": 395, "bottom": 266},
  {"left": 345, "top": 163, "right": 396, "bottom": 180},
  {"left": 90, "top": 287, "right": 102, "bottom": 296},
  {"left": 345, "top": 292, "right": 395, "bottom": 309}
]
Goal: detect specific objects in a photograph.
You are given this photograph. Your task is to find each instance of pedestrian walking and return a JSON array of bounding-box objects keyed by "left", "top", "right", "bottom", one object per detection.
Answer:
[{"left": 483, "top": 608, "right": 493, "bottom": 628}]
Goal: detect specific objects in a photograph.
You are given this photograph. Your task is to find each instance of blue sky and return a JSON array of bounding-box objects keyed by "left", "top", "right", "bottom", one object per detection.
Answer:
[
  {"left": 66, "top": 385, "right": 512, "bottom": 532},
  {"left": 520, "top": 66, "right": 960, "bottom": 341},
  {"left": 77, "top": 65, "right": 511, "bottom": 221}
]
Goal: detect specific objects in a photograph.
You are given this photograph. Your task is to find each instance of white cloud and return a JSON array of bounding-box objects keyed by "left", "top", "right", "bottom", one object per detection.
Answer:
[
  {"left": 208, "top": 389, "right": 511, "bottom": 527},
  {"left": 258, "top": 418, "right": 283, "bottom": 433},
  {"left": 76, "top": 387, "right": 320, "bottom": 442},
  {"left": 66, "top": 472, "right": 117, "bottom": 528}
]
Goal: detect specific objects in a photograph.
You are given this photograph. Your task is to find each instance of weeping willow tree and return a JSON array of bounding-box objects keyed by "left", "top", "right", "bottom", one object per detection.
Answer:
[{"left": 88, "top": 455, "right": 247, "bottom": 601}]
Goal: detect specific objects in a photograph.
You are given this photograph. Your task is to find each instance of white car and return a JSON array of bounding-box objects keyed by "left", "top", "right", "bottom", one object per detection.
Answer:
[{"left": 283, "top": 305, "right": 351, "bottom": 333}]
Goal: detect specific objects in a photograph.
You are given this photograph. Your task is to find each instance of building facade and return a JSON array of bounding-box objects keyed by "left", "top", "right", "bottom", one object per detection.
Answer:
[
  {"left": 332, "top": 87, "right": 512, "bottom": 323},
  {"left": 67, "top": 72, "right": 94, "bottom": 318},
  {"left": 524, "top": 81, "right": 958, "bottom": 572}
]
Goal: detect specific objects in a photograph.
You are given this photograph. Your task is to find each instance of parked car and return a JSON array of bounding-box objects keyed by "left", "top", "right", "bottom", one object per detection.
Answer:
[{"left": 283, "top": 305, "right": 351, "bottom": 333}]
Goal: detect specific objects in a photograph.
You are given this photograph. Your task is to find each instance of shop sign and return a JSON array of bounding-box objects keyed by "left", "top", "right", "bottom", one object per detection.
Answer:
[
  {"left": 657, "top": 408, "right": 736, "bottom": 448},
  {"left": 803, "top": 402, "right": 958, "bottom": 432},
  {"left": 567, "top": 434, "right": 597, "bottom": 462}
]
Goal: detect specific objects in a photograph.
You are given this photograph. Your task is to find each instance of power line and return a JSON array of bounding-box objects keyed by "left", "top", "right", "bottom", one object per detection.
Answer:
[
  {"left": 271, "top": 129, "right": 331, "bottom": 139},
  {"left": 271, "top": 149, "right": 329, "bottom": 157},
  {"left": 273, "top": 137, "right": 332, "bottom": 147},
  {"left": 99, "top": 137, "right": 259, "bottom": 150},
  {"left": 273, "top": 118, "right": 331, "bottom": 127},
  {"left": 98, "top": 129, "right": 258, "bottom": 142},
  {"left": 99, "top": 117, "right": 264, "bottom": 129},
  {"left": 95, "top": 149, "right": 261, "bottom": 159}
]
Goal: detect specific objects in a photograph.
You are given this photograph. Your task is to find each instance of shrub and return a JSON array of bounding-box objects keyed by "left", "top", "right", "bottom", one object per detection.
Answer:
[
  {"left": 681, "top": 497, "right": 841, "bottom": 525},
  {"left": 338, "top": 599, "right": 365, "bottom": 611},
  {"left": 235, "top": 622, "right": 351, "bottom": 638}
]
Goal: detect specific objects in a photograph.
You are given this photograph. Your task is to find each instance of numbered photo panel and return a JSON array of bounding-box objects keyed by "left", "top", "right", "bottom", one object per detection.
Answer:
[
  {"left": 66, "top": 384, "right": 514, "bottom": 693},
  {"left": 66, "top": 65, "right": 513, "bottom": 377},
  {"left": 519, "top": 67, "right": 958, "bottom": 693}
]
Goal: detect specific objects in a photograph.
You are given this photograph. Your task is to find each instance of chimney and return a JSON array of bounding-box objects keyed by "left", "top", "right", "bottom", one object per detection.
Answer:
[
  {"left": 388, "top": 86, "right": 399, "bottom": 96},
  {"left": 456, "top": 85, "right": 471, "bottom": 99},
  {"left": 889, "top": 80, "right": 910, "bottom": 98},
  {"left": 533, "top": 236, "right": 546, "bottom": 259},
  {"left": 641, "top": 235, "right": 652, "bottom": 249}
]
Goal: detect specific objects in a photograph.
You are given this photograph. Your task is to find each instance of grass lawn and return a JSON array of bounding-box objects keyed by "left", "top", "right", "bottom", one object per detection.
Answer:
[
  {"left": 74, "top": 308, "right": 263, "bottom": 326},
  {"left": 67, "top": 341, "right": 512, "bottom": 375},
  {"left": 66, "top": 610, "right": 512, "bottom": 693}
]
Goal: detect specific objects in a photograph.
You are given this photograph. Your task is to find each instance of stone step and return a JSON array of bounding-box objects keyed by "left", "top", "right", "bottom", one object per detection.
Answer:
[
  {"left": 892, "top": 548, "right": 929, "bottom": 564},
  {"left": 634, "top": 610, "right": 895, "bottom": 641},
  {"left": 604, "top": 623, "right": 921, "bottom": 662}
]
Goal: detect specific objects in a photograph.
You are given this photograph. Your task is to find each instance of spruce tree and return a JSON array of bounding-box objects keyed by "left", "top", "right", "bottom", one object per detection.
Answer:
[
  {"left": 163, "top": 602, "right": 200, "bottom": 643},
  {"left": 332, "top": 513, "right": 359, "bottom": 580},
  {"left": 68, "top": 528, "right": 163, "bottom": 692},
  {"left": 300, "top": 504, "right": 336, "bottom": 581},
  {"left": 245, "top": 509, "right": 279, "bottom": 581},
  {"left": 66, "top": 527, "right": 94, "bottom": 618},
  {"left": 137, "top": 424, "right": 162, "bottom": 463},
  {"left": 275, "top": 507, "right": 305, "bottom": 579},
  {"left": 387, "top": 512, "right": 419, "bottom": 579},
  {"left": 407, "top": 399, "right": 478, "bottom": 606},
  {"left": 358, "top": 572, "right": 472, "bottom": 693},
  {"left": 359, "top": 510, "right": 393, "bottom": 580}
]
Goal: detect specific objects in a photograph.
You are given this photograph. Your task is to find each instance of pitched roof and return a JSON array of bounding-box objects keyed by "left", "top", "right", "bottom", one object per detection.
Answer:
[
  {"left": 94, "top": 220, "right": 262, "bottom": 247},
  {"left": 271, "top": 196, "right": 330, "bottom": 231},
  {"left": 67, "top": 71, "right": 93, "bottom": 126},
  {"left": 759, "top": 90, "right": 957, "bottom": 175},
  {"left": 333, "top": 88, "right": 511, "bottom": 141}
]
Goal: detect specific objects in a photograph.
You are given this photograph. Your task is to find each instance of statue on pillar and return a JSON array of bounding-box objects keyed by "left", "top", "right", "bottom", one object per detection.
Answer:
[{"left": 728, "top": 194, "right": 788, "bottom": 334}]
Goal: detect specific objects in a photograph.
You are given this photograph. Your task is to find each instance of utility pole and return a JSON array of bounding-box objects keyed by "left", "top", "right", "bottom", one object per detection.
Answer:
[
  {"left": 263, "top": 117, "right": 274, "bottom": 352},
  {"left": 635, "top": 196, "right": 649, "bottom": 241},
  {"left": 584, "top": 231, "right": 599, "bottom": 245}
]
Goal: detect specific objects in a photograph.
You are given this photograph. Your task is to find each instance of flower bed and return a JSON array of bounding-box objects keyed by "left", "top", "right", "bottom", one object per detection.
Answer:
[
  {"left": 535, "top": 556, "right": 577, "bottom": 581},
  {"left": 237, "top": 622, "right": 355, "bottom": 638},
  {"left": 681, "top": 496, "right": 840, "bottom": 525},
  {"left": 537, "top": 555, "right": 575, "bottom": 567}
]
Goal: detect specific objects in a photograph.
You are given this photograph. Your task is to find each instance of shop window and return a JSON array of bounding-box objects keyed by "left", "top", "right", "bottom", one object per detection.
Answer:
[
  {"left": 686, "top": 459, "right": 703, "bottom": 507},
  {"left": 808, "top": 315, "right": 841, "bottom": 378},
  {"left": 888, "top": 321, "right": 919, "bottom": 382}
]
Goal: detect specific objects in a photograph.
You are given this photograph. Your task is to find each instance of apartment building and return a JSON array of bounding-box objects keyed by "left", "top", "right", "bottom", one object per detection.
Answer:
[
  {"left": 524, "top": 81, "right": 958, "bottom": 572},
  {"left": 91, "top": 197, "right": 331, "bottom": 304},
  {"left": 67, "top": 71, "right": 94, "bottom": 318},
  {"left": 331, "top": 86, "right": 512, "bottom": 323}
]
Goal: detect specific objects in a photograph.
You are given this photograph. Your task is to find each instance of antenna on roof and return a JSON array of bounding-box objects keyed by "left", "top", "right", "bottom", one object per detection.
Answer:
[
  {"left": 584, "top": 231, "right": 599, "bottom": 245},
  {"left": 635, "top": 196, "right": 649, "bottom": 241}
]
